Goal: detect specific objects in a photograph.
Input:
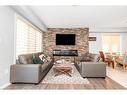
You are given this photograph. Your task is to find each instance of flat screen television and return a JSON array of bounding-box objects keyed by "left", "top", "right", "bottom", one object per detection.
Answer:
[{"left": 56, "top": 34, "right": 75, "bottom": 45}]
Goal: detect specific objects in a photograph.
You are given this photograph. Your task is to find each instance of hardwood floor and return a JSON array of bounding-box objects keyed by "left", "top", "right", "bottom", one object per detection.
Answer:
[{"left": 4, "top": 77, "right": 126, "bottom": 90}]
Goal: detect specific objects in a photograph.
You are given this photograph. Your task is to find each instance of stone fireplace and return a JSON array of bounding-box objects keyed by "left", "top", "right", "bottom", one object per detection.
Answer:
[{"left": 43, "top": 28, "right": 89, "bottom": 61}]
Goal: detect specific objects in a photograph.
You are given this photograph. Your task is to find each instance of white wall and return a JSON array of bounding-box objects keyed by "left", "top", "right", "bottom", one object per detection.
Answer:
[
  {"left": 0, "top": 6, "right": 15, "bottom": 89},
  {"left": 89, "top": 33, "right": 102, "bottom": 54},
  {"left": 121, "top": 33, "right": 127, "bottom": 53}
]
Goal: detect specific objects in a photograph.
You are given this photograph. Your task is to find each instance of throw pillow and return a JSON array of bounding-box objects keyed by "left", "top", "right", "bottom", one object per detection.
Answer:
[
  {"left": 33, "top": 57, "right": 44, "bottom": 64},
  {"left": 33, "top": 54, "right": 44, "bottom": 64},
  {"left": 39, "top": 53, "right": 46, "bottom": 60},
  {"left": 39, "top": 53, "right": 48, "bottom": 62}
]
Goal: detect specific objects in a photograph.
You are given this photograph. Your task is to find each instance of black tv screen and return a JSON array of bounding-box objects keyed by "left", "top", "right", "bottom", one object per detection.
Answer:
[{"left": 56, "top": 34, "right": 75, "bottom": 45}]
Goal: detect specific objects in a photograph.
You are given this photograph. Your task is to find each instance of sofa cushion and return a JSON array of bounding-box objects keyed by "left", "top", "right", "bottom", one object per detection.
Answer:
[
  {"left": 18, "top": 52, "right": 44, "bottom": 64},
  {"left": 80, "top": 57, "right": 92, "bottom": 62},
  {"left": 88, "top": 54, "right": 100, "bottom": 62},
  {"left": 80, "top": 53, "right": 90, "bottom": 61},
  {"left": 46, "top": 56, "right": 52, "bottom": 62},
  {"left": 18, "top": 54, "right": 34, "bottom": 64},
  {"left": 33, "top": 56, "right": 44, "bottom": 64},
  {"left": 40, "top": 53, "right": 52, "bottom": 63},
  {"left": 92, "top": 54, "right": 100, "bottom": 62},
  {"left": 39, "top": 54, "right": 46, "bottom": 60},
  {"left": 80, "top": 53, "right": 100, "bottom": 62}
]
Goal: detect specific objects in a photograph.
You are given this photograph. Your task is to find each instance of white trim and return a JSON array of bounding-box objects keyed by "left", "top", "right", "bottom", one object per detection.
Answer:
[{"left": 0, "top": 83, "right": 11, "bottom": 89}]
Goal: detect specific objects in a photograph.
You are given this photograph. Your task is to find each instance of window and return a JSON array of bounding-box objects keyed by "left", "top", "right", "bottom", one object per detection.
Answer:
[
  {"left": 16, "top": 16, "right": 42, "bottom": 57},
  {"left": 102, "top": 33, "right": 120, "bottom": 53}
]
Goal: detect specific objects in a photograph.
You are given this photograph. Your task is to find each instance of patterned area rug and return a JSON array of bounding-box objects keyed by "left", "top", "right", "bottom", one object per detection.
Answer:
[{"left": 41, "top": 65, "right": 89, "bottom": 84}]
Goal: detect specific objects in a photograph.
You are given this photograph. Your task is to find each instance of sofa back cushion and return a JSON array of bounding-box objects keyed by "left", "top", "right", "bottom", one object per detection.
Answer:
[
  {"left": 91, "top": 54, "right": 100, "bottom": 62},
  {"left": 33, "top": 55, "right": 44, "bottom": 64},
  {"left": 18, "top": 52, "right": 43, "bottom": 64},
  {"left": 18, "top": 53, "right": 34, "bottom": 64},
  {"left": 81, "top": 53, "right": 100, "bottom": 62},
  {"left": 33, "top": 52, "right": 43, "bottom": 58}
]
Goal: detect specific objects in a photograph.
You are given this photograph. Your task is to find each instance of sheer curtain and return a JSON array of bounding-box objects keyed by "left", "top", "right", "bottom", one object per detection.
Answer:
[
  {"left": 16, "top": 16, "right": 42, "bottom": 58},
  {"left": 102, "top": 33, "right": 120, "bottom": 53}
]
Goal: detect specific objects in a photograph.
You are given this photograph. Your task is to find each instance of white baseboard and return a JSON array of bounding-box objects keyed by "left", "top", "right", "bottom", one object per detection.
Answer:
[{"left": 0, "top": 82, "right": 11, "bottom": 89}]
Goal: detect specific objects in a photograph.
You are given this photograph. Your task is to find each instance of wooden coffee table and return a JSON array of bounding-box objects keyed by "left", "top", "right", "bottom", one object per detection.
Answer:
[{"left": 53, "top": 64, "right": 72, "bottom": 77}]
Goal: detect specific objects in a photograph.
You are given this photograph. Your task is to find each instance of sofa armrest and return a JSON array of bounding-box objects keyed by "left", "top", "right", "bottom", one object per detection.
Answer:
[
  {"left": 10, "top": 64, "right": 42, "bottom": 83},
  {"left": 81, "top": 62, "right": 106, "bottom": 78}
]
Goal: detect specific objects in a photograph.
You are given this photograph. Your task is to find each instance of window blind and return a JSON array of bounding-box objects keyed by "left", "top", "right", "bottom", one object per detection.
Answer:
[{"left": 16, "top": 16, "right": 42, "bottom": 58}]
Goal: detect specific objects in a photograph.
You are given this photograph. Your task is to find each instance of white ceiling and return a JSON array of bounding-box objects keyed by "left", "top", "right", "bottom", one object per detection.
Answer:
[{"left": 12, "top": 6, "right": 127, "bottom": 32}]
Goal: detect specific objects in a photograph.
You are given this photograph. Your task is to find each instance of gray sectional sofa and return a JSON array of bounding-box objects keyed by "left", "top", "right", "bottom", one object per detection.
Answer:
[
  {"left": 10, "top": 52, "right": 53, "bottom": 84},
  {"left": 75, "top": 53, "right": 106, "bottom": 78},
  {"left": 10, "top": 52, "right": 106, "bottom": 85}
]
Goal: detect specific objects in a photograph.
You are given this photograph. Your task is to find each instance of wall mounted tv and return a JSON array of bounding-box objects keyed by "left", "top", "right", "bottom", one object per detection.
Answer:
[{"left": 56, "top": 34, "right": 76, "bottom": 45}]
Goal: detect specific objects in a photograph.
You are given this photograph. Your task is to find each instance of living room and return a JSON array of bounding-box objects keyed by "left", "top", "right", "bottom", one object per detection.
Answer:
[{"left": 1, "top": 2, "right": 127, "bottom": 93}]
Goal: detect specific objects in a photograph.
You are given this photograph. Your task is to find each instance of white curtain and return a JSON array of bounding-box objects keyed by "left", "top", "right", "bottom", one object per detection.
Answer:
[{"left": 102, "top": 33, "right": 120, "bottom": 53}]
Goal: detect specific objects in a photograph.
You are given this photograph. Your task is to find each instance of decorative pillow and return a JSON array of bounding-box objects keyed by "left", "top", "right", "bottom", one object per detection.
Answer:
[
  {"left": 39, "top": 56, "right": 47, "bottom": 63},
  {"left": 38, "top": 53, "right": 46, "bottom": 62},
  {"left": 38, "top": 53, "right": 52, "bottom": 63},
  {"left": 33, "top": 55, "right": 44, "bottom": 64},
  {"left": 39, "top": 54, "right": 46, "bottom": 60}
]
